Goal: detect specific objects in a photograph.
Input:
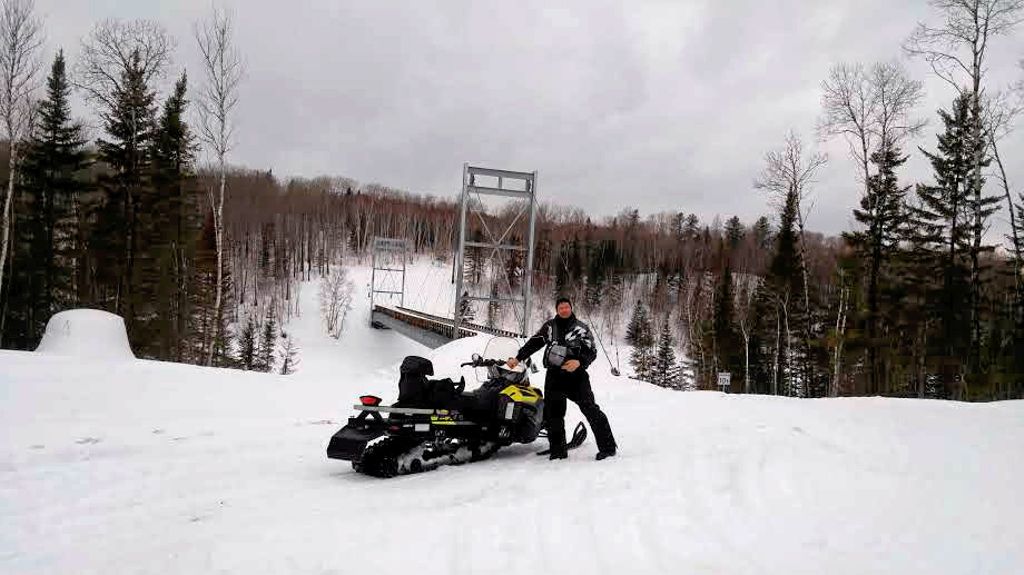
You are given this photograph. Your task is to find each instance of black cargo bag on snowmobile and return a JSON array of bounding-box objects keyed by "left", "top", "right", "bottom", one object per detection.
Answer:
[{"left": 395, "top": 356, "right": 464, "bottom": 409}]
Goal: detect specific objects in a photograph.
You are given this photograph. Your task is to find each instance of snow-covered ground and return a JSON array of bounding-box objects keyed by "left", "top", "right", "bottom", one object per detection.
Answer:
[{"left": 2, "top": 268, "right": 1023, "bottom": 574}]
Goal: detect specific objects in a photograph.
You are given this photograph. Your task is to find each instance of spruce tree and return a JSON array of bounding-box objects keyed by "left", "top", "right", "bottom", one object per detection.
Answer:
[
  {"left": 94, "top": 49, "right": 158, "bottom": 339},
  {"left": 724, "top": 216, "right": 744, "bottom": 249},
  {"left": 238, "top": 315, "right": 257, "bottom": 370},
  {"left": 6, "top": 50, "right": 90, "bottom": 349},
  {"left": 843, "top": 141, "right": 911, "bottom": 394},
  {"left": 908, "top": 95, "right": 979, "bottom": 398},
  {"left": 257, "top": 306, "right": 278, "bottom": 373},
  {"left": 145, "top": 72, "right": 199, "bottom": 361},
  {"left": 683, "top": 214, "right": 701, "bottom": 241},
  {"left": 765, "top": 189, "right": 803, "bottom": 396},
  {"left": 753, "top": 216, "right": 772, "bottom": 250},
  {"left": 652, "top": 318, "right": 679, "bottom": 388},
  {"left": 1011, "top": 190, "right": 1024, "bottom": 398},
  {"left": 626, "top": 300, "right": 655, "bottom": 381}
]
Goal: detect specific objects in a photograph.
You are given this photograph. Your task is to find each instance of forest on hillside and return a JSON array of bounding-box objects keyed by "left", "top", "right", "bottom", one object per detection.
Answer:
[{"left": 1, "top": 0, "right": 1022, "bottom": 400}]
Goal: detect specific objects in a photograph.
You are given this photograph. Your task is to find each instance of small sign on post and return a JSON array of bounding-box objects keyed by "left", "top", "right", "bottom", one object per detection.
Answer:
[{"left": 717, "top": 372, "right": 731, "bottom": 392}]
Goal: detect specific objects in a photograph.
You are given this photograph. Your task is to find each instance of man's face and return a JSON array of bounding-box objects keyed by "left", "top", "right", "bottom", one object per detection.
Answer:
[{"left": 556, "top": 302, "right": 572, "bottom": 318}]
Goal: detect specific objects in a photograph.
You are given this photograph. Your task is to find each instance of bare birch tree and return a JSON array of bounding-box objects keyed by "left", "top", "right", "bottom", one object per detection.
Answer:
[
  {"left": 904, "top": 0, "right": 1024, "bottom": 95},
  {"left": 0, "top": 0, "right": 41, "bottom": 309},
  {"left": 830, "top": 269, "right": 850, "bottom": 397},
  {"left": 870, "top": 62, "right": 927, "bottom": 149},
  {"left": 320, "top": 265, "right": 353, "bottom": 338},
  {"left": 755, "top": 133, "right": 827, "bottom": 325},
  {"left": 733, "top": 273, "right": 760, "bottom": 395},
  {"left": 982, "top": 91, "right": 1023, "bottom": 279},
  {"left": 77, "top": 18, "right": 171, "bottom": 110},
  {"left": 195, "top": 7, "right": 243, "bottom": 365},
  {"left": 820, "top": 63, "right": 875, "bottom": 197},
  {"left": 821, "top": 62, "right": 924, "bottom": 187}
]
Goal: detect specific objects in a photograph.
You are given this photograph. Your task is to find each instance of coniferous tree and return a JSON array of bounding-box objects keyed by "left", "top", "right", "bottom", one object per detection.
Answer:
[
  {"left": 257, "top": 306, "right": 278, "bottom": 372},
  {"left": 93, "top": 49, "right": 157, "bottom": 338},
  {"left": 143, "top": 71, "right": 199, "bottom": 360},
  {"left": 652, "top": 317, "right": 679, "bottom": 388},
  {"left": 763, "top": 188, "right": 803, "bottom": 396},
  {"left": 908, "top": 95, "right": 978, "bottom": 398},
  {"left": 626, "top": 299, "right": 655, "bottom": 381},
  {"left": 724, "top": 216, "right": 744, "bottom": 249},
  {"left": 1009, "top": 191, "right": 1024, "bottom": 397},
  {"left": 238, "top": 314, "right": 257, "bottom": 370},
  {"left": 5, "top": 50, "right": 90, "bottom": 349},
  {"left": 752, "top": 216, "right": 772, "bottom": 250},
  {"left": 843, "top": 141, "right": 910, "bottom": 394}
]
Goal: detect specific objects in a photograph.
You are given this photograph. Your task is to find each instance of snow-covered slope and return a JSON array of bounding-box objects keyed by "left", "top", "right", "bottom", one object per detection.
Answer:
[{"left": 2, "top": 274, "right": 1023, "bottom": 575}]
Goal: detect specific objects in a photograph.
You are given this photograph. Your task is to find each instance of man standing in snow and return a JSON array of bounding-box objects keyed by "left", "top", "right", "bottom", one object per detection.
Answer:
[{"left": 507, "top": 297, "right": 617, "bottom": 461}]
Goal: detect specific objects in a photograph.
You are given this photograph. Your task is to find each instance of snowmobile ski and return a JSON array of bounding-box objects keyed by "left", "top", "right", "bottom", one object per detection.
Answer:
[{"left": 535, "top": 422, "right": 588, "bottom": 455}]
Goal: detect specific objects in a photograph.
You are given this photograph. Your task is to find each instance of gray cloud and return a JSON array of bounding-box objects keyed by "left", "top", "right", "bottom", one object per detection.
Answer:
[{"left": 35, "top": 0, "right": 1024, "bottom": 235}]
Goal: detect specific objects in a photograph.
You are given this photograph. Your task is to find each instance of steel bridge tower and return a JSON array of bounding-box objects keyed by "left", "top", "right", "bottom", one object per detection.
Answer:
[{"left": 453, "top": 164, "right": 538, "bottom": 339}]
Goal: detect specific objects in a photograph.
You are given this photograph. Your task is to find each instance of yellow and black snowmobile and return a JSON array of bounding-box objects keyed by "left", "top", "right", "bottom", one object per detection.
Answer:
[{"left": 326, "top": 340, "right": 587, "bottom": 477}]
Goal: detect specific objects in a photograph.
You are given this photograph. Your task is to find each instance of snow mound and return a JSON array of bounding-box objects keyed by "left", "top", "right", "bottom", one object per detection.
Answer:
[{"left": 35, "top": 309, "right": 135, "bottom": 361}]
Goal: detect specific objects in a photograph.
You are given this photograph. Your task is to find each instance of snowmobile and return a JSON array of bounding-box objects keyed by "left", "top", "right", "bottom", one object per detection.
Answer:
[{"left": 326, "top": 337, "right": 587, "bottom": 477}]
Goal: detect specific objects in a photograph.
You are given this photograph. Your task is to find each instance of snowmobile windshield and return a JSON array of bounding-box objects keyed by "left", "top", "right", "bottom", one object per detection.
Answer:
[
  {"left": 476, "top": 336, "right": 528, "bottom": 384},
  {"left": 482, "top": 336, "right": 520, "bottom": 362}
]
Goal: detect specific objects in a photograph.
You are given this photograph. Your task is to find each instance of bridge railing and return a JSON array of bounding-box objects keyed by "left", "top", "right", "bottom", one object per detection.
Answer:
[{"left": 373, "top": 305, "right": 525, "bottom": 341}]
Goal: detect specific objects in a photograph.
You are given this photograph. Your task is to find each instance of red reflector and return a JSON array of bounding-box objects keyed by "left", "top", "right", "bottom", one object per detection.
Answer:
[{"left": 360, "top": 395, "right": 382, "bottom": 406}]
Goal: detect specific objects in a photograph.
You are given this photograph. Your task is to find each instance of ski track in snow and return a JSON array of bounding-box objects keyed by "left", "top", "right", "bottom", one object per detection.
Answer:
[{"left": 2, "top": 266, "right": 1023, "bottom": 574}]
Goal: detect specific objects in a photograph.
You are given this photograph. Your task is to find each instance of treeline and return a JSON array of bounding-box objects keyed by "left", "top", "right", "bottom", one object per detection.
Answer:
[{"left": 1, "top": 3, "right": 1021, "bottom": 400}]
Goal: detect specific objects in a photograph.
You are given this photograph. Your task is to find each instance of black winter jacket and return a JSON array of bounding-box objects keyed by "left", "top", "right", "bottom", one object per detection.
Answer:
[{"left": 515, "top": 314, "right": 598, "bottom": 370}]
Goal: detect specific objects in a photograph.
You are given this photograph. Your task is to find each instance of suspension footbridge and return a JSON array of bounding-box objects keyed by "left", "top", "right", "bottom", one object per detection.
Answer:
[{"left": 368, "top": 165, "right": 538, "bottom": 349}]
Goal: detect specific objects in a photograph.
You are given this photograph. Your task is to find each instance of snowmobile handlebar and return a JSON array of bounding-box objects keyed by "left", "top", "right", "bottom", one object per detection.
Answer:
[{"left": 460, "top": 357, "right": 508, "bottom": 368}]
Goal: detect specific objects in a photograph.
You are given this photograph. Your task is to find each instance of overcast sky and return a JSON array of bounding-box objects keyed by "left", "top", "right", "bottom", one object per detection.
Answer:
[{"left": 34, "top": 0, "right": 1024, "bottom": 235}]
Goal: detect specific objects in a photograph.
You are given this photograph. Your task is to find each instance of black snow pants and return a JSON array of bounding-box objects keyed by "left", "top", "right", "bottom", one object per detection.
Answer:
[{"left": 544, "top": 367, "right": 617, "bottom": 456}]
